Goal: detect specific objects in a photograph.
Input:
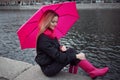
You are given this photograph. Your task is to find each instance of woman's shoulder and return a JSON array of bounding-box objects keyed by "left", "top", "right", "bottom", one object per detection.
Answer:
[
  {"left": 38, "top": 33, "right": 48, "bottom": 41},
  {"left": 37, "top": 33, "right": 50, "bottom": 47},
  {"left": 37, "top": 33, "right": 59, "bottom": 48},
  {"left": 39, "top": 33, "right": 58, "bottom": 40},
  {"left": 37, "top": 33, "right": 56, "bottom": 41}
]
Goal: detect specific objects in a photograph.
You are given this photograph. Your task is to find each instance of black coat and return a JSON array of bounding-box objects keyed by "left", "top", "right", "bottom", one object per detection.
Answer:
[{"left": 35, "top": 33, "right": 78, "bottom": 67}]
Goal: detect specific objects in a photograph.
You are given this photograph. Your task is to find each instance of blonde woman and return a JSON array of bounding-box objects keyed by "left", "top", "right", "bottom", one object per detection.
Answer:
[{"left": 35, "top": 10, "right": 109, "bottom": 79}]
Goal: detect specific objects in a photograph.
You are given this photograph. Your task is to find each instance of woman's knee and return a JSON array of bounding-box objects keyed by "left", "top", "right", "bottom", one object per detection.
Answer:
[
  {"left": 80, "top": 52, "right": 86, "bottom": 59},
  {"left": 76, "top": 52, "right": 86, "bottom": 60}
]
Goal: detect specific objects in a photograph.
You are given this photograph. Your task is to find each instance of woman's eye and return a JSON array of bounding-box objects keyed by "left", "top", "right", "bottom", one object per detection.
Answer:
[
  {"left": 51, "top": 21, "right": 58, "bottom": 24},
  {"left": 51, "top": 21, "right": 54, "bottom": 23}
]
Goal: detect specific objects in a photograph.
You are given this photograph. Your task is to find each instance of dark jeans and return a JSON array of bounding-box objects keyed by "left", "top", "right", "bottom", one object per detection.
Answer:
[
  {"left": 41, "top": 59, "right": 80, "bottom": 77},
  {"left": 41, "top": 62, "right": 68, "bottom": 77},
  {"left": 36, "top": 48, "right": 80, "bottom": 77}
]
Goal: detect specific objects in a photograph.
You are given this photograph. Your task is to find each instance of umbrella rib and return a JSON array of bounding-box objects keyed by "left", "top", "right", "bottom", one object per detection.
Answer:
[
  {"left": 28, "top": 20, "right": 38, "bottom": 24},
  {"left": 41, "top": 9, "right": 44, "bottom": 13},
  {"left": 25, "top": 9, "right": 50, "bottom": 40},
  {"left": 26, "top": 26, "right": 38, "bottom": 39},
  {"left": 54, "top": 3, "right": 63, "bottom": 11},
  {"left": 60, "top": 14, "right": 79, "bottom": 18}
]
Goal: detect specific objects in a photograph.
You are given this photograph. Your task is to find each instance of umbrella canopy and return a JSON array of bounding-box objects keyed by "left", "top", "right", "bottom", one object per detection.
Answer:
[{"left": 17, "top": 1, "right": 79, "bottom": 49}]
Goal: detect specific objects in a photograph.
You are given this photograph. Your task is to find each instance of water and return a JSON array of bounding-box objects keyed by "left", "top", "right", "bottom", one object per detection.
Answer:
[{"left": 0, "top": 9, "right": 120, "bottom": 80}]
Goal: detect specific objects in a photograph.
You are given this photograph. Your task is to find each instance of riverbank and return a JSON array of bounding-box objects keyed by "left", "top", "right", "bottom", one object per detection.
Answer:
[
  {"left": 0, "top": 3, "right": 120, "bottom": 10},
  {"left": 0, "top": 57, "right": 101, "bottom": 80}
]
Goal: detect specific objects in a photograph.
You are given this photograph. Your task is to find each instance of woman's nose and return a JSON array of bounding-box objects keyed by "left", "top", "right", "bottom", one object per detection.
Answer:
[
  {"left": 54, "top": 22, "right": 57, "bottom": 26},
  {"left": 53, "top": 23, "right": 56, "bottom": 26}
]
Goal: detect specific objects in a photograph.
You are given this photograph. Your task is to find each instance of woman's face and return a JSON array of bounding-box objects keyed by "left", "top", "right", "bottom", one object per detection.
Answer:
[{"left": 49, "top": 16, "right": 58, "bottom": 30}]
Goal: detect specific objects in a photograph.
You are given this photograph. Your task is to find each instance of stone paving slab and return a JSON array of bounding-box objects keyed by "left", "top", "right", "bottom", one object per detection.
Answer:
[
  {"left": 0, "top": 57, "right": 102, "bottom": 80},
  {"left": 14, "top": 65, "right": 92, "bottom": 80},
  {"left": 0, "top": 77, "right": 9, "bottom": 80},
  {"left": 0, "top": 57, "right": 33, "bottom": 80}
]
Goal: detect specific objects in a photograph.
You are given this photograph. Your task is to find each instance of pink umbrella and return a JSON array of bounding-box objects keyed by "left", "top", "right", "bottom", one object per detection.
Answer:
[{"left": 17, "top": 1, "right": 79, "bottom": 49}]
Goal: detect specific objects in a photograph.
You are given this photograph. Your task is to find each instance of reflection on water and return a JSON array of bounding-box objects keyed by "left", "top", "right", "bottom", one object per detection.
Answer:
[{"left": 0, "top": 9, "right": 120, "bottom": 80}]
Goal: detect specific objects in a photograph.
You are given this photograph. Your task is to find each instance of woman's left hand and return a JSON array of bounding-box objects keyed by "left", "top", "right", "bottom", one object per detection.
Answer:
[{"left": 60, "top": 45, "right": 67, "bottom": 52}]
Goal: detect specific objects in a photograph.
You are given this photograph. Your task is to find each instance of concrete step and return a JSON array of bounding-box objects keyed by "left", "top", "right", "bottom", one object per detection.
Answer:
[
  {"left": 14, "top": 65, "right": 92, "bottom": 80},
  {"left": 0, "top": 57, "right": 33, "bottom": 80},
  {"left": 0, "top": 57, "right": 101, "bottom": 80}
]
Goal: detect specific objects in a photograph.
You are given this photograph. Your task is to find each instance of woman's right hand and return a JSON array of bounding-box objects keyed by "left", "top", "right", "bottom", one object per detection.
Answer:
[
  {"left": 60, "top": 45, "right": 67, "bottom": 52},
  {"left": 76, "top": 52, "right": 86, "bottom": 60}
]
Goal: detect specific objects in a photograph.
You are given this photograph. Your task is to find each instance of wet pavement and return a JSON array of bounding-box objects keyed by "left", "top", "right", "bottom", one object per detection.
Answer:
[{"left": 0, "top": 8, "right": 120, "bottom": 80}]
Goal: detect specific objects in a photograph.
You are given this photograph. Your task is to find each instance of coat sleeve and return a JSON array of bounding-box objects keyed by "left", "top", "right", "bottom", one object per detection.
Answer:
[{"left": 37, "top": 37, "right": 77, "bottom": 64}]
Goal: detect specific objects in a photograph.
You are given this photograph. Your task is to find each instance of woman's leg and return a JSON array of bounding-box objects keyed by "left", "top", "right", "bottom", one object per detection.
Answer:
[
  {"left": 78, "top": 59, "right": 109, "bottom": 78},
  {"left": 77, "top": 53, "right": 109, "bottom": 79},
  {"left": 69, "top": 65, "right": 79, "bottom": 74},
  {"left": 69, "top": 64, "right": 74, "bottom": 73},
  {"left": 69, "top": 59, "right": 80, "bottom": 74}
]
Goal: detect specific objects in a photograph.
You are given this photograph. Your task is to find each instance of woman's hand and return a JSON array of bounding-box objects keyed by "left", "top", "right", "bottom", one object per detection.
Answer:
[
  {"left": 76, "top": 52, "right": 86, "bottom": 60},
  {"left": 60, "top": 45, "right": 67, "bottom": 52}
]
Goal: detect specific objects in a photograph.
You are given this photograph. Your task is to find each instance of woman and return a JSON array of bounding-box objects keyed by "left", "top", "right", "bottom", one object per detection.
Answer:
[{"left": 35, "top": 10, "right": 109, "bottom": 79}]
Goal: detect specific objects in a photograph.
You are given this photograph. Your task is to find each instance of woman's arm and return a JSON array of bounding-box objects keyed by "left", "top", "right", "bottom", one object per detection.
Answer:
[{"left": 37, "top": 39, "right": 76, "bottom": 64}]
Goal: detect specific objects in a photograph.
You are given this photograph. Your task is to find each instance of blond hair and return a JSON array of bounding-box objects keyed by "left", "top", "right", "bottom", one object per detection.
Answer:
[{"left": 38, "top": 10, "right": 59, "bottom": 36}]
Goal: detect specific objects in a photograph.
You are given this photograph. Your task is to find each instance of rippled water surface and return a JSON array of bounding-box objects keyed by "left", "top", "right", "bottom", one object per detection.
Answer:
[{"left": 0, "top": 9, "right": 120, "bottom": 80}]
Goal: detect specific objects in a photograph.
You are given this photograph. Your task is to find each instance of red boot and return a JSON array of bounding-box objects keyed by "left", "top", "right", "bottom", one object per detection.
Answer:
[
  {"left": 78, "top": 59, "right": 109, "bottom": 78},
  {"left": 73, "top": 65, "right": 79, "bottom": 74},
  {"left": 69, "top": 65, "right": 79, "bottom": 74},
  {"left": 69, "top": 65, "right": 74, "bottom": 73}
]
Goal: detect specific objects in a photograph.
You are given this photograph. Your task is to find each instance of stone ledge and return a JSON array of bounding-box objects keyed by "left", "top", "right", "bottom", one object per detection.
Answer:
[
  {"left": 0, "top": 57, "right": 101, "bottom": 80},
  {"left": 0, "top": 57, "right": 33, "bottom": 80},
  {"left": 14, "top": 65, "right": 92, "bottom": 80}
]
